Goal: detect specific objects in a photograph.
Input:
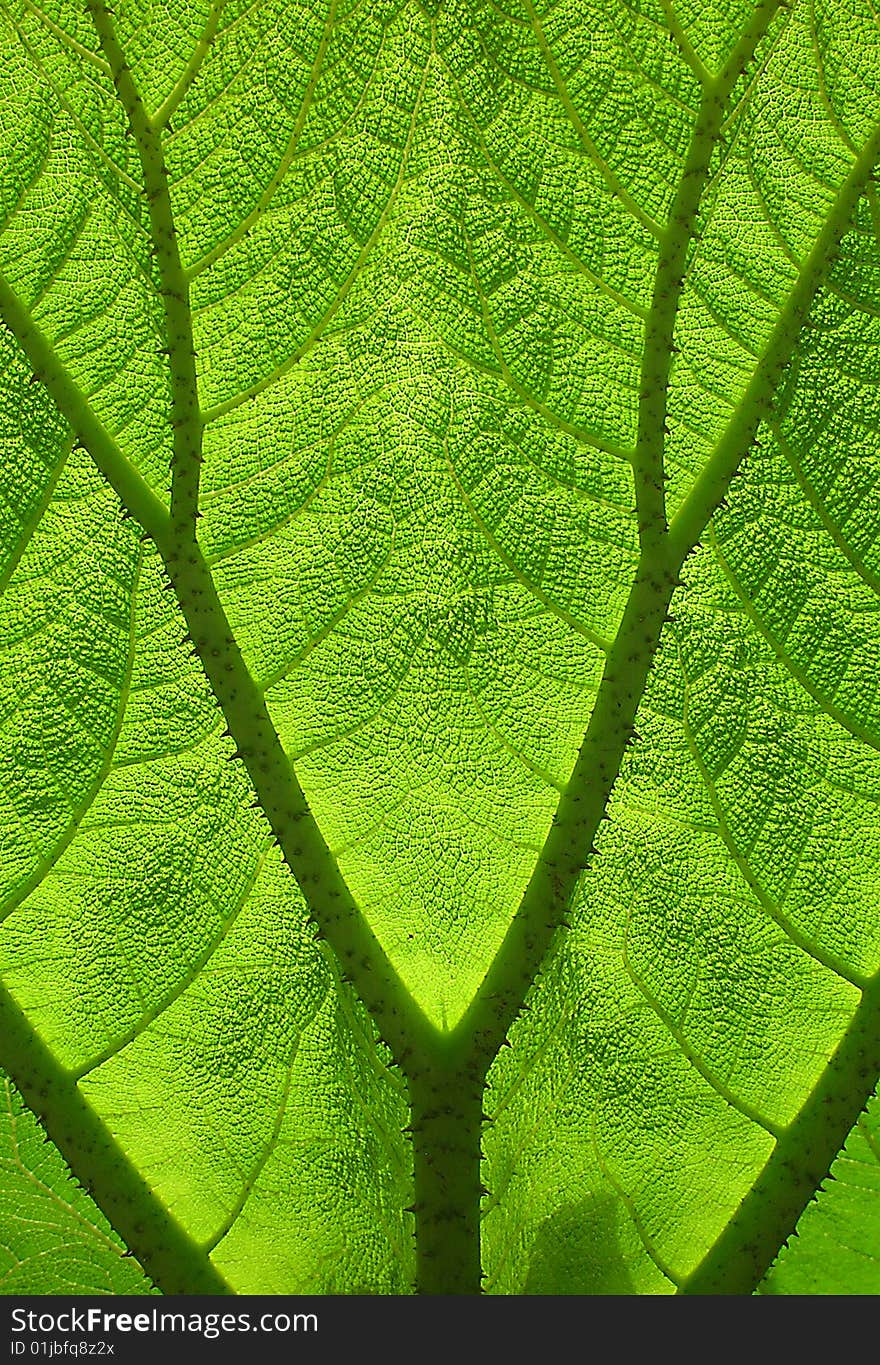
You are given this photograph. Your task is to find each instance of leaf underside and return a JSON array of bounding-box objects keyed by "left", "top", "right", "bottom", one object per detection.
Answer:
[
  {"left": 0, "top": 0, "right": 878, "bottom": 1294},
  {"left": 761, "top": 1087, "right": 880, "bottom": 1295}
]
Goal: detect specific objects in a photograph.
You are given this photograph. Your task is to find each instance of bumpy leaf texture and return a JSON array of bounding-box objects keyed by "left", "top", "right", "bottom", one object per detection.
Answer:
[
  {"left": 0, "top": 0, "right": 878, "bottom": 1294},
  {"left": 0, "top": 1078, "right": 153, "bottom": 1294},
  {"left": 761, "top": 1088, "right": 880, "bottom": 1294}
]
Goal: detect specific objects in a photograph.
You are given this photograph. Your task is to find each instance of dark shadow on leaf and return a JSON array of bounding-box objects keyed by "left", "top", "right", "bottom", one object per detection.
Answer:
[{"left": 524, "top": 1196, "right": 636, "bottom": 1294}]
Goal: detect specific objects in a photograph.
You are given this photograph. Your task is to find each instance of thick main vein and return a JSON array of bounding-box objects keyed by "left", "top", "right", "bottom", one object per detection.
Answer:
[
  {"left": 0, "top": 980, "right": 234, "bottom": 1294},
  {"left": 0, "top": 278, "right": 444, "bottom": 1072},
  {"left": 86, "top": 0, "right": 202, "bottom": 535},
  {"left": 681, "top": 970, "right": 880, "bottom": 1294},
  {"left": 448, "top": 0, "right": 785, "bottom": 1077},
  {"left": 634, "top": 0, "right": 784, "bottom": 555},
  {"left": 2, "top": 0, "right": 880, "bottom": 1302},
  {"left": 153, "top": 1, "right": 228, "bottom": 132},
  {"left": 669, "top": 121, "right": 880, "bottom": 560}
]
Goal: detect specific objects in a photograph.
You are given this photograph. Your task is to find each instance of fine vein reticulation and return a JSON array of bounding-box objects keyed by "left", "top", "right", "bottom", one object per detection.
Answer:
[{"left": 0, "top": 0, "right": 879, "bottom": 1296}]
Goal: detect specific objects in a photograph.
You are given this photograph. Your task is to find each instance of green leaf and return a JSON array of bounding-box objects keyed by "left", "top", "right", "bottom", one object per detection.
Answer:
[
  {"left": 0, "top": 0, "right": 878, "bottom": 1295},
  {"left": 0, "top": 1073, "right": 153, "bottom": 1294},
  {"left": 760, "top": 1089, "right": 880, "bottom": 1295}
]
